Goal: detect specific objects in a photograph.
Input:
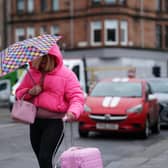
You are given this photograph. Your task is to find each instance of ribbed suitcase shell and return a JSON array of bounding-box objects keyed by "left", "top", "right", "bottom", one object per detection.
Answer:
[{"left": 60, "top": 147, "right": 103, "bottom": 168}]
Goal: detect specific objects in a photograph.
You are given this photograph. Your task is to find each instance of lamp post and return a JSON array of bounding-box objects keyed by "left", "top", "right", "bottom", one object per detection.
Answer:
[{"left": 70, "top": 0, "right": 74, "bottom": 49}]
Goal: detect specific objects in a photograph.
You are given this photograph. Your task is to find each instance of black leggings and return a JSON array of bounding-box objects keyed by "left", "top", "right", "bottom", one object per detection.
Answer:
[{"left": 30, "top": 118, "right": 64, "bottom": 168}]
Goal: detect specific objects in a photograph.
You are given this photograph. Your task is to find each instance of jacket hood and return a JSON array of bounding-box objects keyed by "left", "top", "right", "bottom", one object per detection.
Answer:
[
  {"left": 30, "top": 44, "right": 63, "bottom": 73},
  {"left": 48, "top": 44, "right": 63, "bottom": 68},
  {"left": 47, "top": 44, "right": 63, "bottom": 73}
]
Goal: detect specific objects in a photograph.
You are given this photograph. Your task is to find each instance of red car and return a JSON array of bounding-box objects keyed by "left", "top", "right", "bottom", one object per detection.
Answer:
[{"left": 78, "top": 78, "right": 160, "bottom": 139}]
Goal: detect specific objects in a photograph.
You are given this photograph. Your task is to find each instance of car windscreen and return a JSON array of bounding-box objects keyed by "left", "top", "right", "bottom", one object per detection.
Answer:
[
  {"left": 90, "top": 82, "right": 142, "bottom": 97},
  {"left": 148, "top": 80, "right": 168, "bottom": 93}
]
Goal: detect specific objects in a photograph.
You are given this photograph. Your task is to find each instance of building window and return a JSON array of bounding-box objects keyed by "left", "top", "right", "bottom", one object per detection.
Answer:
[
  {"left": 52, "top": 0, "right": 59, "bottom": 11},
  {"left": 15, "top": 28, "right": 25, "bottom": 42},
  {"left": 120, "top": 20, "right": 128, "bottom": 46},
  {"left": 119, "top": 0, "right": 126, "bottom": 5},
  {"left": 165, "top": 0, "right": 168, "bottom": 12},
  {"left": 91, "top": 0, "right": 101, "bottom": 6},
  {"left": 156, "top": 25, "right": 162, "bottom": 48},
  {"left": 91, "top": 21, "right": 102, "bottom": 46},
  {"left": 40, "top": 26, "right": 47, "bottom": 34},
  {"left": 50, "top": 25, "right": 59, "bottom": 36},
  {"left": 27, "top": 27, "right": 35, "bottom": 38},
  {"left": 105, "top": 20, "right": 118, "bottom": 45},
  {"left": 105, "top": 0, "right": 117, "bottom": 4},
  {"left": 17, "top": 0, "right": 24, "bottom": 14},
  {"left": 27, "top": 0, "right": 34, "bottom": 13},
  {"left": 41, "top": 0, "right": 47, "bottom": 12},
  {"left": 165, "top": 26, "right": 168, "bottom": 48}
]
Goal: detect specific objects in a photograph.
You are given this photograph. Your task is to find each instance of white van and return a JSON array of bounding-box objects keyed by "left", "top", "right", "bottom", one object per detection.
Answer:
[
  {"left": 9, "top": 70, "right": 27, "bottom": 111},
  {"left": 0, "top": 79, "right": 11, "bottom": 106},
  {"left": 63, "top": 59, "right": 86, "bottom": 93}
]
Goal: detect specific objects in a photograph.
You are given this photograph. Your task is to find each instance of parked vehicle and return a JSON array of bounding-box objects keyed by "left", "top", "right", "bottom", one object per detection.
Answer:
[
  {"left": 78, "top": 78, "right": 160, "bottom": 139},
  {"left": 146, "top": 78, "right": 168, "bottom": 125},
  {"left": 0, "top": 79, "right": 11, "bottom": 106}
]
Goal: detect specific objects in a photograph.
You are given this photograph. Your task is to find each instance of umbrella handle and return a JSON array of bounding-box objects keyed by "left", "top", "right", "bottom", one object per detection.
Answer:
[{"left": 26, "top": 69, "right": 36, "bottom": 85}]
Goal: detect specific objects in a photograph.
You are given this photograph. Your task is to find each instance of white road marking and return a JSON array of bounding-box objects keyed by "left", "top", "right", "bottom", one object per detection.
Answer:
[{"left": 102, "top": 97, "right": 112, "bottom": 107}]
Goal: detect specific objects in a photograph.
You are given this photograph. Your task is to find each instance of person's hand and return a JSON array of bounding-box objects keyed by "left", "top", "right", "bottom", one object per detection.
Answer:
[
  {"left": 63, "top": 112, "right": 76, "bottom": 122},
  {"left": 28, "top": 85, "right": 42, "bottom": 96}
]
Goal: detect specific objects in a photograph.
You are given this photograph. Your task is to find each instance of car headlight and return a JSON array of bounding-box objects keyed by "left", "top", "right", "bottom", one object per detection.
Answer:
[
  {"left": 11, "top": 90, "right": 15, "bottom": 96},
  {"left": 84, "top": 104, "right": 92, "bottom": 113},
  {"left": 127, "top": 104, "right": 143, "bottom": 113}
]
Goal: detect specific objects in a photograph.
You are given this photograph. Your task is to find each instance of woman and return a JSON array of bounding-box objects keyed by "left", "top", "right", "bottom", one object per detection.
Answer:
[{"left": 15, "top": 44, "right": 84, "bottom": 168}]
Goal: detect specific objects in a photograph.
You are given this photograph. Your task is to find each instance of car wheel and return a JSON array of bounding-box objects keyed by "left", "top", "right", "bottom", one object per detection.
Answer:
[
  {"left": 140, "top": 118, "right": 151, "bottom": 139},
  {"left": 151, "top": 116, "right": 160, "bottom": 134},
  {"left": 160, "top": 108, "right": 168, "bottom": 123}
]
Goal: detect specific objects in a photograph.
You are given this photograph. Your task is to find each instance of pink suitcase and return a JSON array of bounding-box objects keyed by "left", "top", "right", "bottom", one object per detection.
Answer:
[{"left": 60, "top": 146, "right": 103, "bottom": 168}]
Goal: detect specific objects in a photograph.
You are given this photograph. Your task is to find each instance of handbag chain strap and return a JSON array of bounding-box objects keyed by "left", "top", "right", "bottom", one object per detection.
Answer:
[{"left": 26, "top": 69, "right": 36, "bottom": 85}]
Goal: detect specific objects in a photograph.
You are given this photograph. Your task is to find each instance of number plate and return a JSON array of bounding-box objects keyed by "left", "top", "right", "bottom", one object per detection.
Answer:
[{"left": 96, "top": 123, "right": 119, "bottom": 130}]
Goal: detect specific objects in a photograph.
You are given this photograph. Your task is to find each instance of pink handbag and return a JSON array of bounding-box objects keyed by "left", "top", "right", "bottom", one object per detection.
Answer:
[
  {"left": 11, "top": 99, "right": 37, "bottom": 124},
  {"left": 11, "top": 70, "right": 37, "bottom": 124}
]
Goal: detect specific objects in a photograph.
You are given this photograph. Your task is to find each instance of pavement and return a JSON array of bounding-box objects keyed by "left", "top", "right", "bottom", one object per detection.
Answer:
[
  {"left": 1, "top": 106, "right": 168, "bottom": 168},
  {"left": 106, "top": 139, "right": 168, "bottom": 168}
]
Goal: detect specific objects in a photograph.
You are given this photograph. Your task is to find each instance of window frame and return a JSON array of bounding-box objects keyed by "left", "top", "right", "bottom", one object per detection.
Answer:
[
  {"left": 15, "top": 28, "right": 25, "bottom": 42},
  {"left": 104, "top": 20, "right": 118, "bottom": 45},
  {"left": 50, "top": 25, "right": 60, "bottom": 36},
  {"left": 119, "top": 0, "right": 126, "bottom": 5},
  {"left": 16, "top": 0, "right": 25, "bottom": 14},
  {"left": 40, "top": 26, "right": 47, "bottom": 34},
  {"left": 52, "top": 0, "right": 59, "bottom": 11},
  {"left": 90, "top": 21, "right": 102, "bottom": 46},
  {"left": 40, "top": 0, "right": 47, "bottom": 12},
  {"left": 91, "top": 0, "right": 101, "bottom": 6},
  {"left": 26, "top": 27, "right": 35, "bottom": 38},
  {"left": 105, "top": 0, "right": 117, "bottom": 4},
  {"left": 27, "top": 0, "right": 34, "bottom": 13}
]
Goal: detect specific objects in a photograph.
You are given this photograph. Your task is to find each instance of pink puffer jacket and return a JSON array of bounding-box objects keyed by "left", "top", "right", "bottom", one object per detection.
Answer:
[{"left": 16, "top": 44, "right": 84, "bottom": 119}]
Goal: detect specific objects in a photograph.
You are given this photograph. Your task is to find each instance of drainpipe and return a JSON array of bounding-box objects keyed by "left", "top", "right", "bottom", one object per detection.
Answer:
[
  {"left": 70, "top": 0, "right": 74, "bottom": 49},
  {"left": 140, "top": 0, "right": 144, "bottom": 48},
  {"left": 3, "top": 0, "right": 7, "bottom": 48}
]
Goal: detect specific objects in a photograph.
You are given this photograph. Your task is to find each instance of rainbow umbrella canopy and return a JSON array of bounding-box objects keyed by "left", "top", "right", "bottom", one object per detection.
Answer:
[{"left": 0, "top": 34, "right": 61, "bottom": 77}]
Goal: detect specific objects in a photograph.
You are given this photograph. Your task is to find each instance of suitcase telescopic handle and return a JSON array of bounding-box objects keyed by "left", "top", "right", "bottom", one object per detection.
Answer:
[
  {"left": 63, "top": 116, "right": 74, "bottom": 147},
  {"left": 52, "top": 119, "right": 74, "bottom": 168}
]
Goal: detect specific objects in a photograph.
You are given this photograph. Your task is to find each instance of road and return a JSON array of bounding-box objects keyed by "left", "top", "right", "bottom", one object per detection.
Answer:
[{"left": 0, "top": 107, "right": 168, "bottom": 168}]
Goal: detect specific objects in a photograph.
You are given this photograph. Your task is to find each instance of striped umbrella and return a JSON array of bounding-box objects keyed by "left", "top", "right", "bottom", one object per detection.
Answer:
[{"left": 0, "top": 34, "right": 61, "bottom": 77}]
